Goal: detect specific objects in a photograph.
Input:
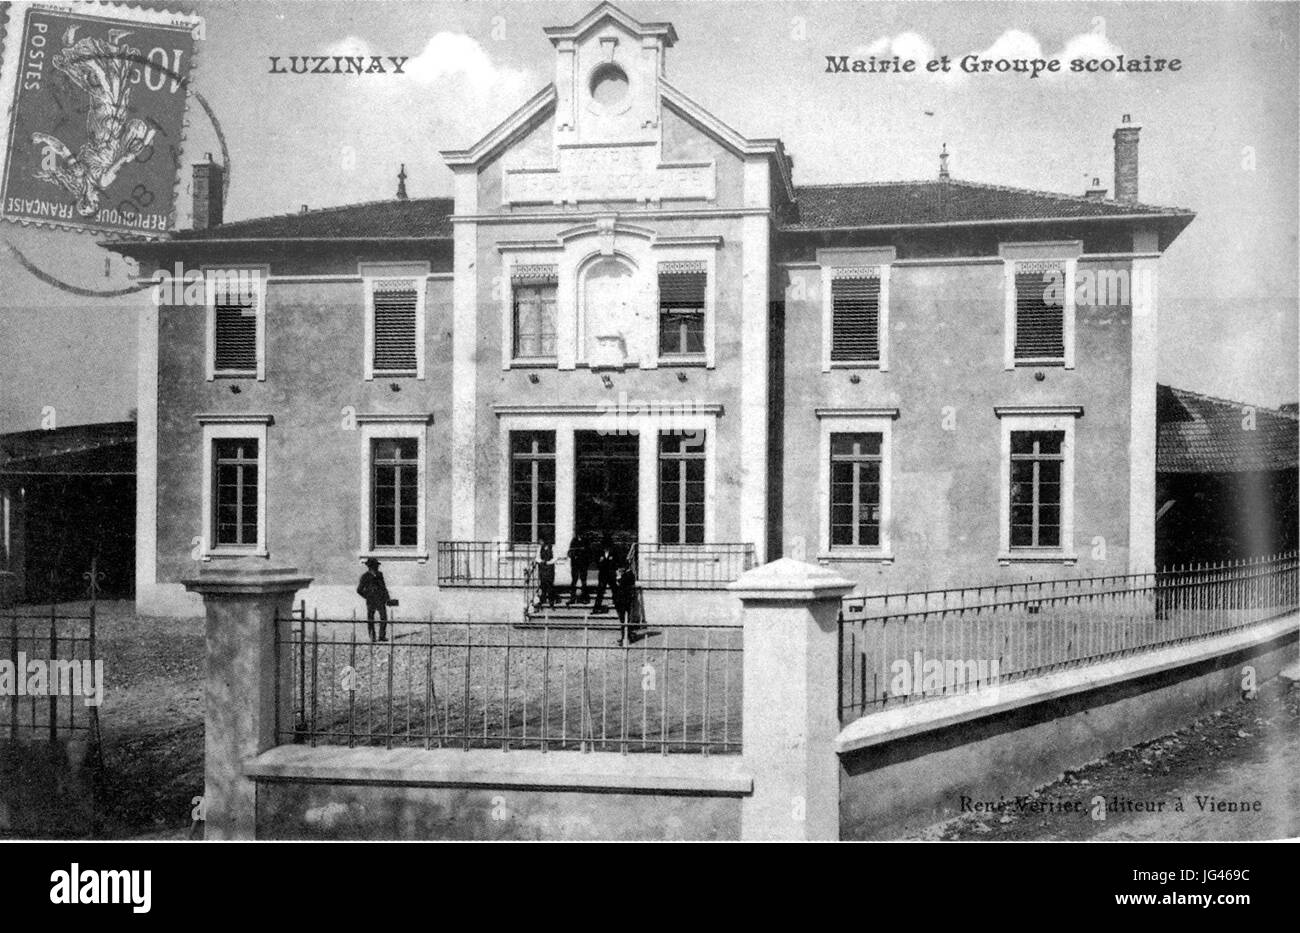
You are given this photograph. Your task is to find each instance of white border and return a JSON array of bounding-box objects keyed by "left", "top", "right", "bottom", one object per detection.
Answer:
[
  {"left": 361, "top": 262, "right": 430, "bottom": 381},
  {"left": 816, "top": 410, "right": 897, "bottom": 560},
  {"left": 1003, "top": 257, "right": 1077, "bottom": 371},
  {"left": 996, "top": 409, "right": 1080, "bottom": 564},
  {"left": 357, "top": 414, "right": 430, "bottom": 561},
  {"left": 204, "top": 266, "right": 268, "bottom": 381},
  {"left": 197, "top": 415, "right": 270, "bottom": 558}
]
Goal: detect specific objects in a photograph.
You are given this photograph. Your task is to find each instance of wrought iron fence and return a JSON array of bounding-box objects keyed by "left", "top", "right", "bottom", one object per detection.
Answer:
[
  {"left": 436, "top": 540, "right": 755, "bottom": 590},
  {"left": 280, "top": 608, "right": 742, "bottom": 754},
  {"left": 1, "top": 604, "right": 100, "bottom": 741},
  {"left": 838, "top": 552, "right": 1299, "bottom": 721}
]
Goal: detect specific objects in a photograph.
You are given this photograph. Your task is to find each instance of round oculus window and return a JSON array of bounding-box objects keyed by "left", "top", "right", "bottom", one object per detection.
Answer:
[{"left": 589, "top": 63, "right": 629, "bottom": 107}]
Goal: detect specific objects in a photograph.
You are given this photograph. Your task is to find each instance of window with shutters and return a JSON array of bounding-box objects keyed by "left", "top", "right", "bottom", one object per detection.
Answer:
[
  {"left": 1009, "top": 259, "right": 1074, "bottom": 367},
  {"left": 658, "top": 432, "right": 706, "bottom": 544},
  {"left": 370, "top": 438, "right": 419, "bottom": 549},
  {"left": 658, "top": 262, "right": 707, "bottom": 358},
  {"left": 511, "top": 266, "right": 558, "bottom": 361},
  {"left": 205, "top": 268, "right": 265, "bottom": 380},
  {"left": 212, "top": 438, "right": 259, "bottom": 548},
  {"left": 829, "top": 433, "right": 883, "bottom": 548},
  {"left": 510, "top": 431, "right": 555, "bottom": 545},
  {"left": 366, "top": 277, "right": 423, "bottom": 378},
  {"left": 830, "top": 268, "right": 881, "bottom": 365}
]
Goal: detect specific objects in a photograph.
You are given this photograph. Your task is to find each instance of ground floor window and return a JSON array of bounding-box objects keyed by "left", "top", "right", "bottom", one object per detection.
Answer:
[
  {"left": 510, "top": 431, "right": 556, "bottom": 544},
  {"left": 829, "top": 432, "right": 882, "bottom": 548},
  {"left": 212, "top": 438, "right": 259, "bottom": 548},
  {"left": 371, "top": 437, "right": 419, "bottom": 549},
  {"left": 1009, "top": 430, "right": 1064, "bottom": 548},
  {"left": 658, "top": 432, "right": 705, "bottom": 544}
]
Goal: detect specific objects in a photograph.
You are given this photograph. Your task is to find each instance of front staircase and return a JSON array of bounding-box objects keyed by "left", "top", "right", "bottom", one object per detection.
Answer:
[{"left": 519, "top": 579, "right": 646, "bottom": 631}]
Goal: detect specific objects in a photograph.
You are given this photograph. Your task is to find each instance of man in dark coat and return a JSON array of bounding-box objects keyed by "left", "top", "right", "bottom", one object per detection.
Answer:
[
  {"left": 566, "top": 535, "right": 588, "bottom": 604},
  {"left": 590, "top": 535, "right": 619, "bottom": 614},
  {"left": 356, "top": 557, "right": 390, "bottom": 642},
  {"left": 614, "top": 563, "right": 639, "bottom": 645}
]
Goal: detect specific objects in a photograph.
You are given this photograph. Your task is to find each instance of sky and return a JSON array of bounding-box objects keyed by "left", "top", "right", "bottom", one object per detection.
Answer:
[{"left": 1, "top": 0, "right": 1297, "bottom": 434}]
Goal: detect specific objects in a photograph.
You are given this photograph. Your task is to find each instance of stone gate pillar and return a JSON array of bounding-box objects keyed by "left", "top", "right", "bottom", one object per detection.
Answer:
[
  {"left": 729, "top": 558, "right": 853, "bottom": 840},
  {"left": 184, "top": 560, "right": 312, "bottom": 840}
]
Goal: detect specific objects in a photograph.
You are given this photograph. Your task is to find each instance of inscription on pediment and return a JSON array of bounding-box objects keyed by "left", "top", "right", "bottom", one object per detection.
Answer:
[{"left": 504, "top": 144, "right": 714, "bottom": 206}]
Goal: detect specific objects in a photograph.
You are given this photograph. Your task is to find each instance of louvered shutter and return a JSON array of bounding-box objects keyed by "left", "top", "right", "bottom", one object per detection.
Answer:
[
  {"left": 1014, "top": 262, "right": 1065, "bottom": 360},
  {"left": 372, "top": 279, "right": 419, "bottom": 374},
  {"left": 213, "top": 297, "right": 258, "bottom": 373},
  {"left": 830, "top": 268, "right": 880, "bottom": 363}
]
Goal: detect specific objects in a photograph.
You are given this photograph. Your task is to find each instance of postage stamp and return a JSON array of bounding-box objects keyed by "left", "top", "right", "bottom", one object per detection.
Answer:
[{"left": 0, "top": 1, "right": 203, "bottom": 236}]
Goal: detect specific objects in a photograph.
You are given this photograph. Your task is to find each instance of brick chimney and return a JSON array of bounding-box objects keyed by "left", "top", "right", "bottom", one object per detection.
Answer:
[
  {"left": 192, "top": 153, "right": 224, "bottom": 231},
  {"left": 1112, "top": 115, "right": 1140, "bottom": 204},
  {"left": 1084, "top": 176, "right": 1108, "bottom": 201}
]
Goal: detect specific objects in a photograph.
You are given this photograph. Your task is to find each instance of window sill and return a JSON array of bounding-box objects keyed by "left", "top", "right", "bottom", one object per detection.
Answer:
[
  {"left": 818, "top": 550, "right": 893, "bottom": 564},
  {"left": 369, "top": 372, "right": 422, "bottom": 380},
  {"left": 358, "top": 550, "right": 429, "bottom": 563},
  {"left": 204, "top": 547, "right": 268, "bottom": 560},
  {"left": 998, "top": 551, "right": 1077, "bottom": 566},
  {"left": 1011, "top": 359, "right": 1067, "bottom": 368},
  {"left": 211, "top": 372, "right": 258, "bottom": 380},
  {"left": 509, "top": 358, "right": 558, "bottom": 369},
  {"left": 827, "top": 361, "right": 882, "bottom": 371},
  {"left": 657, "top": 356, "right": 709, "bottom": 368}
]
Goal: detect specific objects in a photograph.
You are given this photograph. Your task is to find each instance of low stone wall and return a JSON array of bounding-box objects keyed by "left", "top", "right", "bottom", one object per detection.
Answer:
[
  {"left": 838, "top": 615, "right": 1299, "bottom": 840},
  {"left": 246, "top": 746, "right": 750, "bottom": 840}
]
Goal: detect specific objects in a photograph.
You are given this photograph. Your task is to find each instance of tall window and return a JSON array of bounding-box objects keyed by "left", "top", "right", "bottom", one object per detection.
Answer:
[
  {"left": 658, "top": 262, "right": 706, "bottom": 357},
  {"left": 1013, "top": 261, "right": 1066, "bottom": 363},
  {"left": 829, "top": 433, "right": 882, "bottom": 548},
  {"left": 369, "top": 278, "right": 421, "bottom": 376},
  {"left": 658, "top": 432, "right": 706, "bottom": 544},
  {"left": 209, "top": 270, "right": 262, "bottom": 378},
  {"left": 1009, "top": 430, "right": 1064, "bottom": 548},
  {"left": 512, "top": 267, "right": 557, "bottom": 360},
  {"left": 510, "top": 431, "right": 555, "bottom": 544},
  {"left": 371, "top": 438, "right": 419, "bottom": 549},
  {"left": 213, "top": 438, "right": 259, "bottom": 547},
  {"left": 830, "top": 268, "right": 881, "bottom": 364}
]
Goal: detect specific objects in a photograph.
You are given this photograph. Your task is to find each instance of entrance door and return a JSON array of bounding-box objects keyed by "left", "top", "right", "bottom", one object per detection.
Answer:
[{"left": 574, "top": 431, "right": 639, "bottom": 554}]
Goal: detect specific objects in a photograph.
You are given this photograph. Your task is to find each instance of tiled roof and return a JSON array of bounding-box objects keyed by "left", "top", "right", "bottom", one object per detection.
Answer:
[
  {"left": 782, "top": 178, "right": 1194, "bottom": 231},
  {"left": 1157, "top": 385, "right": 1298, "bottom": 474},
  {"left": 168, "top": 197, "right": 455, "bottom": 241},
  {"left": 0, "top": 421, "right": 135, "bottom": 476}
]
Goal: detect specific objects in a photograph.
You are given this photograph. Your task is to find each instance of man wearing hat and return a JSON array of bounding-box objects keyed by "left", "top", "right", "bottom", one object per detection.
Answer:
[{"left": 356, "top": 557, "right": 391, "bottom": 642}]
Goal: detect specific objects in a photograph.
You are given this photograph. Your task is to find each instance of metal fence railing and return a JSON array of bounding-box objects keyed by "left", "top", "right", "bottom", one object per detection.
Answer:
[
  {"left": 437, "top": 541, "right": 756, "bottom": 590},
  {"left": 838, "top": 552, "right": 1299, "bottom": 722},
  {"left": 1, "top": 604, "right": 100, "bottom": 742},
  {"left": 280, "top": 608, "right": 742, "bottom": 754}
]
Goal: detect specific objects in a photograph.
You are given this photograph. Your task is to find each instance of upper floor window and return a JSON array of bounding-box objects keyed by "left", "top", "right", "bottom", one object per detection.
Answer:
[
  {"left": 365, "top": 277, "right": 423, "bottom": 379},
  {"left": 512, "top": 266, "right": 558, "bottom": 361},
  {"left": 822, "top": 264, "right": 890, "bottom": 371},
  {"left": 205, "top": 268, "right": 265, "bottom": 381},
  {"left": 1008, "top": 259, "right": 1075, "bottom": 368},
  {"left": 658, "top": 262, "right": 706, "bottom": 358}
]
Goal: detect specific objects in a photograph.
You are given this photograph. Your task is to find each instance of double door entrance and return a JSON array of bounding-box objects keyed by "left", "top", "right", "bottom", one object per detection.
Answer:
[{"left": 573, "top": 431, "right": 638, "bottom": 552}]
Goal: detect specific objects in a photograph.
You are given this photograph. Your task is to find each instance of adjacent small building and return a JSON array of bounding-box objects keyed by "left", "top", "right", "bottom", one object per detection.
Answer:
[
  {"left": 0, "top": 421, "right": 136, "bottom": 604},
  {"left": 1156, "top": 384, "right": 1298, "bottom": 567},
  {"left": 110, "top": 3, "right": 1197, "bottom": 617}
]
